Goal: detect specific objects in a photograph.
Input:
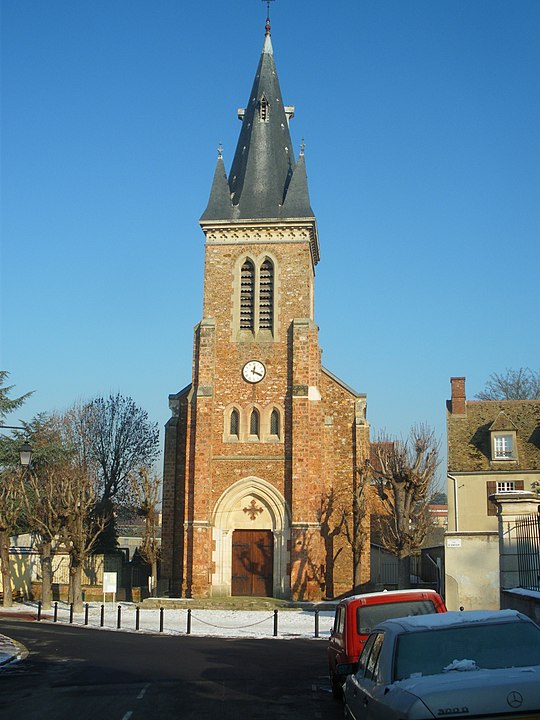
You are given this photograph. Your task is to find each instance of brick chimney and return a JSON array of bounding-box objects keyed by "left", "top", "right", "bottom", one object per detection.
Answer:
[{"left": 450, "top": 377, "right": 466, "bottom": 415}]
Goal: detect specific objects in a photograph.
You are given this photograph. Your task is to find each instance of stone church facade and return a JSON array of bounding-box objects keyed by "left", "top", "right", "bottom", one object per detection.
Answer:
[{"left": 161, "top": 19, "right": 370, "bottom": 600}]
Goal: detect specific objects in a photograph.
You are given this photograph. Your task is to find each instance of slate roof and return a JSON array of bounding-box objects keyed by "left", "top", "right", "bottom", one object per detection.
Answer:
[{"left": 201, "top": 27, "right": 314, "bottom": 223}]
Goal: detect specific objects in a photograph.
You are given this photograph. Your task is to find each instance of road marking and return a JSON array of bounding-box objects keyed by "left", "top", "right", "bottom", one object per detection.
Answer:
[
  {"left": 121, "top": 713, "right": 133, "bottom": 720},
  {"left": 137, "top": 683, "right": 150, "bottom": 699}
]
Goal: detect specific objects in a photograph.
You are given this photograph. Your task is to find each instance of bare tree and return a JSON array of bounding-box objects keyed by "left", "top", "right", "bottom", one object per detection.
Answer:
[
  {"left": 476, "top": 368, "right": 540, "bottom": 400},
  {"left": 130, "top": 467, "right": 161, "bottom": 596},
  {"left": 338, "top": 465, "right": 370, "bottom": 590},
  {"left": 367, "top": 425, "right": 440, "bottom": 589},
  {"left": 0, "top": 471, "right": 24, "bottom": 606},
  {"left": 71, "top": 395, "right": 160, "bottom": 551},
  {"left": 22, "top": 467, "right": 67, "bottom": 610},
  {"left": 56, "top": 463, "right": 106, "bottom": 612}
]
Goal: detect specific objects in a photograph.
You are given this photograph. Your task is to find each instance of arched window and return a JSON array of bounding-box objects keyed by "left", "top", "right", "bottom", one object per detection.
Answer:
[
  {"left": 270, "top": 408, "right": 280, "bottom": 437},
  {"left": 250, "top": 409, "right": 260, "bottom": 437},
  {"left": 230, "top": 408, "right": 240, "bottom": 437},
  {"left": 259, "top": 258, "right": 274, "bottom": 330},
  {"left": 240, "top": 259, "right": 255, "bottom": 330}
]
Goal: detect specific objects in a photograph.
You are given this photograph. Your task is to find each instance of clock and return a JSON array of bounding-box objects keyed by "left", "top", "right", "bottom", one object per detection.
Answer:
[{"left": 242, "top": 360, "right": 266, "bottom": 383}]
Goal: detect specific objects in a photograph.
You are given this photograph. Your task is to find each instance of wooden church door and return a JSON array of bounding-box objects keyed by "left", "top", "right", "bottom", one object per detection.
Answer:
[{"left": 231, "top": 530, "right": 274, "bottom": 596}]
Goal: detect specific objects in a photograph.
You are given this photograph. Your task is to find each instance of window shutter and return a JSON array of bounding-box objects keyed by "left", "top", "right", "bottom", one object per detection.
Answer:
[{"left": 486, "top": 481, "right": 497, "bottom": 516}]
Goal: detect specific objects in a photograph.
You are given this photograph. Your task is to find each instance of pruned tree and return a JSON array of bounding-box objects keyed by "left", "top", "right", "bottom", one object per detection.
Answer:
[
  {"left": 0, "top": 471, "right": 24, "bottom": 606},
  {"left": 9, "top": 414, "right": 75, "bottom": 609},
  {"left": 71, "top": 395, "right": 160, "bottom": 551},
  {"left": 476, "top": 368, "right": 540, "bottom": 400},
  {"left": 339, "top": 464, "right": 370, "bottom": 590},
  {"left": 22, "top": 466, "right": 67, "bottom": 610},
  {"left": 130, "top": 466, "right": 161, "bottom": 596},
  {"left": 55, "top": 463, "right": 106, "bottom": 612},
  {"left": 367, "top": 424, "right": 440, "bottom": 589},
  {"left": 0, "top": 372, "right": 32, "bottom": 605}
]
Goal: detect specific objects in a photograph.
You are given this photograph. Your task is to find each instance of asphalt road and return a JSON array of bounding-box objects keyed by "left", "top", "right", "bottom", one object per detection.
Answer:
[{"left": 0, "top": 620, "right": 342, "bottom": 720}]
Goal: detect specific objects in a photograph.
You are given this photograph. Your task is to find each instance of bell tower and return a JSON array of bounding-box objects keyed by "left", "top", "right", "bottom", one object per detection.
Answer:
[{"left": 161, "top": 18, "right": 369, "bottom": 600}]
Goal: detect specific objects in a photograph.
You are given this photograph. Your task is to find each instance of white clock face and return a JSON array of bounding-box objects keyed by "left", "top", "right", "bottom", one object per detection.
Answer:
[{"left": 242, "top": 360, "right": 266, "bottom": 383}]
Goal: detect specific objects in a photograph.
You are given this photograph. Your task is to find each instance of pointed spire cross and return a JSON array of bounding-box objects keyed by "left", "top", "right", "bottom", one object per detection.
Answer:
[{"left": 262, "top": 0, "right": 275, "bottom": 34}]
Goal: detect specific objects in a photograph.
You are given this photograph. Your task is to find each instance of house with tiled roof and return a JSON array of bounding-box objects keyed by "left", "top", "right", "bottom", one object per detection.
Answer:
[{"left": 445, "top": 376, "right": 540, "bottom": 610}]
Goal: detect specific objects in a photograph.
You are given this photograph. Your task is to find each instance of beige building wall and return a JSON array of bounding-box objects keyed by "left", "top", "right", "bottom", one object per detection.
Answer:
[{"left": 444, "top": 531, "right": 500, "bottom": 610}]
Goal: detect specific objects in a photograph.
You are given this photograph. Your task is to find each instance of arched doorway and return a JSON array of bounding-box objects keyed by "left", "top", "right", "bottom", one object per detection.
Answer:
[{"left": 212, "top": 477, "right": 291, "bottom": 598}]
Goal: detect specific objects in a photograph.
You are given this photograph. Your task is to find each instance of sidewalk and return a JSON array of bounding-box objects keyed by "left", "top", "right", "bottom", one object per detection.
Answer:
[{"left": 0, "top": 633, "right": 26, "bottom": 666}]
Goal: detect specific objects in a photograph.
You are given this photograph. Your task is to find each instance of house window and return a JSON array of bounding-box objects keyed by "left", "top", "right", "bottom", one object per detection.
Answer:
[
  {"left": 258, "top": 259, "right": 274, "bottom": 330},
  {"left": 487, "top": 479, "right": 524, "bottom": 515},
  {"left": 270, "top": 408, "right": 280, "bottom": 437},
  {"left": 249, "top": 409, "right": 260, "bottom": 437},
  {"left": 492, "top": 433, "right": 516, "bottom": 460},
  {"left": 496, "top": 481, "right": 516, "bottom": 493},
  {"left": 240, "top": 259, "right": 255, "bottom": 330},
  {"left": 230, "top": 409, "right": 240, "bottom": 437}
]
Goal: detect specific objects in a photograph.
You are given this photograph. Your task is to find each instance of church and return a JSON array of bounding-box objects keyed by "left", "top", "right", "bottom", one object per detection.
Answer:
[{"left": 161, "top": 17, "right": 370, "bottom": 600}]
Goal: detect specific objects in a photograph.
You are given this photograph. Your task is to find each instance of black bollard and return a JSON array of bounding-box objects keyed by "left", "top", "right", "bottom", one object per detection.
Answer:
[
  {"left": 187, "top": 608, "right": 192, "bottom": 635},
  {"left": 54, "top": 602, "right": 58, "bottom": 622},
  {"left": 315, "top": 609, "right": 320, "bottom": 638},
  {"left": 69, "top": 603, "right": 74, "bottom": 624},
  {"left": 100, "top": 604, "right": 105, "bottom": 627},
  {"left": 273, "top": 609, "right": 278, "bottom": 637},
  {"left": 136, "top": 606, "right": 140, "bottom": 631},
  {"left": 84, "top": 603, "right": 89, "bottom": 626},
  {"left": 37, "top": 601, "right": 42, "bottom": 622},
  {"left": 159, "top": 607, "right": 164, "bottom": 633},
  {"left": 117, "top": 604, "right": 122, "bottom": 629}
]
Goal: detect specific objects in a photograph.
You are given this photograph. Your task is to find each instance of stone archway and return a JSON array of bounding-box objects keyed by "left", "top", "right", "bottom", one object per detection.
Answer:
[{"left": 211, "top": 477, "right": 291, "bottom": 598}]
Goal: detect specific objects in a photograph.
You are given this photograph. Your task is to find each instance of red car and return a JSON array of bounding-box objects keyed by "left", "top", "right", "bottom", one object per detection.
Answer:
[{"left": 328, "top": 589, "right": 447, "bottom": 698}]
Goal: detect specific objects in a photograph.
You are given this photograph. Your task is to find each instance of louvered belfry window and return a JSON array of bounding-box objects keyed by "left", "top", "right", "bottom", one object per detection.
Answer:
[
  {"left": 259, "top": 259, "right": 274, "bottom": 330},
  {"left": 250, "top": 409, "right": 260, "bottom": 437},
  {"left": 240, "top": 259, "right": 255, "bottom": 330},
  {"left": 259, "top": 95, "right": 269, "bottom": 122}
]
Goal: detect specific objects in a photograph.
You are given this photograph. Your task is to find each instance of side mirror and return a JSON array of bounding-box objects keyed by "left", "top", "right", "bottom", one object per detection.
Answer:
[{"left": 336, "top": 662, "right": 358, "bottom": 676}]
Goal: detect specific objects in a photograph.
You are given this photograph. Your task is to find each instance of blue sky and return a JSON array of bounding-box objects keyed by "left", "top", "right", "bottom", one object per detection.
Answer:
[{"left": 2, "top": 1, "right": 539, "bottom": 483}]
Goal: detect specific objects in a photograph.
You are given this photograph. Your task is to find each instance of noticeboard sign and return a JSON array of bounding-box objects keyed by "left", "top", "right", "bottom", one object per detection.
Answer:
[{"left": 103, "top": 571, "right": 117, "bottom": 593}]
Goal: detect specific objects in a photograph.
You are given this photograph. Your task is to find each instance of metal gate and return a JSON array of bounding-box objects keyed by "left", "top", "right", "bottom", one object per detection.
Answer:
[
  {"left": 516, "top": 513, "right": 540, "bottom": 592},
  {"left": 231, "top": 529, "right": 273, "bottom": 597}
]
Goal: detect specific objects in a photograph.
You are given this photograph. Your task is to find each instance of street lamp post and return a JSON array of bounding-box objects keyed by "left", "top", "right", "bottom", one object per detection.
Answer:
[{"left": 0, "top": 425, "right": 33, "bottom": 467}]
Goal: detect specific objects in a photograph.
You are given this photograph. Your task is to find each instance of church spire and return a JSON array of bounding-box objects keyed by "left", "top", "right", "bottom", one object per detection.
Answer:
[{"left": 200, "top": 18, "right": 314, "bottom": 222}]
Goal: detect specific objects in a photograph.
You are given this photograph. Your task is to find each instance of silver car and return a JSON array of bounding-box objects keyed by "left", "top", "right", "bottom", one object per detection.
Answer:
[{"left": 343, "top": 609, "right": 540, "bottom": 720}]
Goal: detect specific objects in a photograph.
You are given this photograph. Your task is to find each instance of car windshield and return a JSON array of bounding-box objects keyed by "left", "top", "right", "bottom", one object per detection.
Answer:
[
  {"left": 357, "top": 600, "right": 437, "bottom": 635},
  {"left": 394, "top": 621, "right": 540, "bottom": 680}
]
